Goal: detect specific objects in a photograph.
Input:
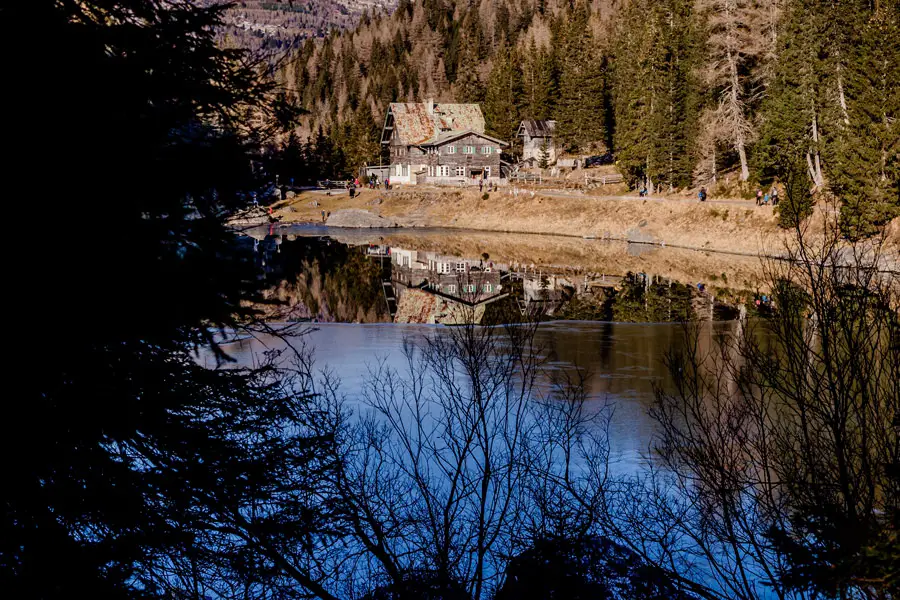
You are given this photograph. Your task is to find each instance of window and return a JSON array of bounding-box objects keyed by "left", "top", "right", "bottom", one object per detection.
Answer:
[
  {"left": 446, "top": 145, "right": 456, "bottom": 154},
  {"left": 485, "top": 166, "right": 491, "bottom": 177},
  {"left": 456, "top": 167, "right": 465, "bottom": 177},
  {"left": 482, "top": 146, "right": 492, "bottom": 154},
  {"left": 445, "top": 284, "right": 457, "bottom": 293},
  {"left": 463, "top": 146, "right": 475, "bottom": 154},
  {"left": 483, "top": 283, "right": 493, "bottom": 293},
  {"left": 456, "top": 262, "right": 466, "bottom": 272},
  {"left": 402, "top": 164, "right": 409, "bottom": 176},
  {"left": 464, "top": 284, "right": 476, "bottom": 293}
]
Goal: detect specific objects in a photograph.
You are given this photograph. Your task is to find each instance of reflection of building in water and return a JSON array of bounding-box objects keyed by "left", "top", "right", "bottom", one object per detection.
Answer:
[
  {"left": 391, "top": 247, "right": 504, "bottom": 301},
  {"left": 520, "top": 274, "right": 567, "bottom": 315},
  {"left": 389, "top": 247, "right": 508, "bottom": 324},
  {"left": 365, "top": 244, "right": 390, "bottom": 257}
]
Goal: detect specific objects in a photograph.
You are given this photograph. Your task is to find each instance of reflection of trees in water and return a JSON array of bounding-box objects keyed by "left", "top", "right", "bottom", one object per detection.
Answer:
[
  {"left": 254, "top": 235, "right": 391, "bottom": 322},
  {"left": 160, "top": 220, "right": 896, "bottom": 600}
]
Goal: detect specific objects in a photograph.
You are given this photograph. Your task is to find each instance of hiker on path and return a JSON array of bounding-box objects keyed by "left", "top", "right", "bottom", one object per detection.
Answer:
[
  {"left": 321, "top": 209, "right": 326, "bottom": 222},
  {"left": 756, "top": 189, "right": 763, "bottom": 206},
  {"left": 771, "top": 186, "right": 779, "bottom": 206},
  {"left": 698, "top": 187, "right": 707, "bottom": 202}
]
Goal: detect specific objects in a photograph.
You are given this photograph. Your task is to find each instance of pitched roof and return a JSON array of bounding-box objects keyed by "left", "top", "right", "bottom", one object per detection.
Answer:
[
  {"left": 518, "top": 119, "right": 556, "bottom": 138},
  {"left": 420, "top": 129, "right": 508, "bottom": 147},
  {"left": 387, "top": 102, "right": 485, "bottom": 145}
]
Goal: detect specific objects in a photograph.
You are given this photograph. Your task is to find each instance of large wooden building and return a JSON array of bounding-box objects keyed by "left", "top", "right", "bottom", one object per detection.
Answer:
[{"left": 381, "top": 100, "right": 506, "bottom": 185}]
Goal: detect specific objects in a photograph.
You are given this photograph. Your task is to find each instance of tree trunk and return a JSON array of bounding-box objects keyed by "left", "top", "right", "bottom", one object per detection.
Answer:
[
  {"left": 724, "top": 0, "right": 750, "bottom": 181},
  {"left": 729, "top": 48, "right": 750, "bottom": 181},
  {"left": 810, "top": 106, "right": 824, "bottom": 187},
  {"left": 836, "top": 68, "right": 850, "bottom": 126}
]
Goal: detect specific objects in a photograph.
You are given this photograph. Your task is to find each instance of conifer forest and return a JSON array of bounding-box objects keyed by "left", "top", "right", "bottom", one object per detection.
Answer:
[
  {"left": 3, "top": 2, "right": 898, "bottom": 600},
  {"left": 280, "top": 0, "right": 898, "bottom": 236}
]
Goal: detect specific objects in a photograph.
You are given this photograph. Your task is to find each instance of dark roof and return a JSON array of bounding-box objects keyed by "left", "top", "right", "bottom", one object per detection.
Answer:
[{"left": 517, "top": 119, "right": 556, "bottom": 138}]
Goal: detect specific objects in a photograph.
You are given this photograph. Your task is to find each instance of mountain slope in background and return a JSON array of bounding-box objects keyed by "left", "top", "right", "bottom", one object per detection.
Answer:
[{"left": 203, "top": 0, "right": 396, "bottom": 52}]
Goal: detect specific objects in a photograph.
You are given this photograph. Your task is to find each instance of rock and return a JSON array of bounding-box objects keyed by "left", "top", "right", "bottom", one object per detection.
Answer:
[
  {"left": 286, "top": 190, "right": 296, "bottom": 199},
  {"left": 325, "top": 209, "right": 398, "bottom": 228},
  {"left": 625, "top": 226, "right": 657, "bottom": 244}
]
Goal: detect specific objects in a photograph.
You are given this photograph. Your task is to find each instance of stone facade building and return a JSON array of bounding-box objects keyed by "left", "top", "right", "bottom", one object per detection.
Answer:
[{"left": 381, "top": 100, "right": 506, "bottom": 185}]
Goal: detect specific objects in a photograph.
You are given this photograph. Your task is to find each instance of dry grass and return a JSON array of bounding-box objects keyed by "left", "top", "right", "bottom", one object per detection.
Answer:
[{"left": 275, "top": 186, "right": 787, "bottom": 255}]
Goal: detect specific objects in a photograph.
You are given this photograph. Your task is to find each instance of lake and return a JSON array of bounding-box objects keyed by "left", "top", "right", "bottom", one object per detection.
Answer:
[{"left": 216, "top": 319, "right": 739, "bottom": 469}]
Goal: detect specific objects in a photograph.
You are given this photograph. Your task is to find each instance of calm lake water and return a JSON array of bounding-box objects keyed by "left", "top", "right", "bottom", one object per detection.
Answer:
[{"left": 218, "top": 320, "right": 738, "bottom": 468}]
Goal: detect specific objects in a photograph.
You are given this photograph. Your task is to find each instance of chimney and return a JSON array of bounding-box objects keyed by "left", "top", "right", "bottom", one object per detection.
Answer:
[{"left": 426, "top": 98, "right": 434, "bottom": 115}]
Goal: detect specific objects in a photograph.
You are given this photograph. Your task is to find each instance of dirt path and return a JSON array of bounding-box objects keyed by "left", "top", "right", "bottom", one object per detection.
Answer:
[{"left": 539, "top": 189, "right": 759, "bottom": 208}]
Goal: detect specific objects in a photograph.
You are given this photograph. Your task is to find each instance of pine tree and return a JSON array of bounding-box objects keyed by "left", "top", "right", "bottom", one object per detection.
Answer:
[
  {"left": 555, "top": 3, "right": 608, "bottom": 152},
  {"left": 539, "top": 138, "right": 551, "bottom": 169},
  {"left": 484, "top": 44, "right": 523, "bottom": 145},
  {"left": 829, "top": 2, "right": 900, "bottom": 237},
  {"left": 522, "top": 40, "right": 557, "bottom": 121},
  {"left": 346, "top": 104, "right": 382, "bottom": 171},
  {"left": 611, "top": 0, "right": 699, "bottom": 190},
  {"left": 453, "top": 10, "right": 487, "bottom": 102}
]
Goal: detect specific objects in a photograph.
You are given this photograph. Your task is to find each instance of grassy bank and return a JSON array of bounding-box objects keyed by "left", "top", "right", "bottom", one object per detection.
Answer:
[{"left": 275, "top": 186, "right": 789, "bottom": 256}]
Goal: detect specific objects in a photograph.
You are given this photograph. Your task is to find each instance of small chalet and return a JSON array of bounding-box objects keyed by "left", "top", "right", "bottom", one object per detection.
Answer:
[
  {"left": 517, "top": 119, "right": 557, "bottom": 166},
  {"left": 381, "top": 100, "right": 507, "bottom": 185}
]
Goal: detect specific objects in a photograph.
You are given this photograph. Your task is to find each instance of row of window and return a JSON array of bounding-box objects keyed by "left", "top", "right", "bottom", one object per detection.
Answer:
[
  {"left": 446, "top": 145, "right": 493, "bottom": 155},
  {"left": 427, "top": 166, "right": 492, "bottom": 178},
  {"left": 440, "top": 283, "right": 495, "bottom": 294}
]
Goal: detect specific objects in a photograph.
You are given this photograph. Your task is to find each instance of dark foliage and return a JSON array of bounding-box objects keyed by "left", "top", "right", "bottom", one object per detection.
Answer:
[
  {"left": 2, "top": 2, "right": 330, "bottom": 598},
  {"left": 496, "top": 537, "right": 699, "bottom": 600}
]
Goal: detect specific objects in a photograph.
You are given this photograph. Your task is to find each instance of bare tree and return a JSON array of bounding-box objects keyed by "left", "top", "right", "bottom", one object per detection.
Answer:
[
  {"left": 321, "top": 315, "right": 564, "bottom": 599},
  {"left": 698, "top": 0, "right": 767, "bottom": 182},
  {"left": 612, "top": 206, "right": 898, "bottom": 599}
]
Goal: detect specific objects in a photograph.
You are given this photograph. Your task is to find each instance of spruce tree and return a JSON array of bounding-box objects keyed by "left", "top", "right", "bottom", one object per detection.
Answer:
[
  {"left": 555, "top": 2, "right": 607, "bottom": 153},
  {"left": 611, "top": 0, "right": 655, "bottom": 187},
  {"left": 484, "top": 44, "right": 523, "bottom": 145},
  {"left": 539, "top": 139, "right": 551, "bottom": 169},
  {"left": 4, "top": 1, "right": 335, "bottom": 597},
  {"left": 523, "top": 39, "right": 557, "bottom": 121},
  {"left": 612, "top": 0, "right": 699, "bottom": 190},
  {"left": 346, "top": 104, "right": 382, "bottom": 171},
  {"left": 830, "top": 2, "right": 900, "bottom": 238}
]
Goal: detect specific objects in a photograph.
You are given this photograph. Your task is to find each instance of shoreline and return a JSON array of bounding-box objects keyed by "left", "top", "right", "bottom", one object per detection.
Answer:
[{"left": 272, "top": 186, "right": 792, "bottom": 257}]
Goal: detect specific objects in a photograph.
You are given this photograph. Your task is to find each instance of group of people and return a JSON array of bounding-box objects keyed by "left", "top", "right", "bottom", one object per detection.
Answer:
[
  {"left": 756, "top": 186, "right": 779, "bottom": 206},
  {"left": 478, "top": 178, "right": 497, "bottom": 193},
  {"left": 366, "top": 176, "right": 390, "bottom": 189}
]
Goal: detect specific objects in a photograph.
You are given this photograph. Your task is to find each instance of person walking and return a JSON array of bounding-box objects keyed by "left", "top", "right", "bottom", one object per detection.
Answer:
[
  {"left": 771, "top": 185, "right": 779, "bottom": 206},
  {"left": 698, "top": 187, "right": 707, "bottom": 202},
  {"left": 756, "top": 189, "right": 763, "bottom": 206}
]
